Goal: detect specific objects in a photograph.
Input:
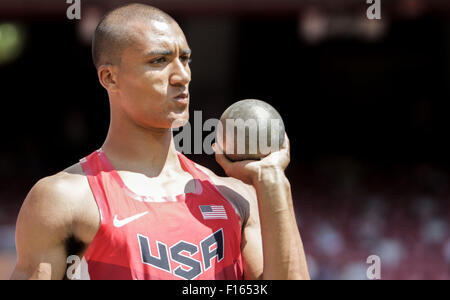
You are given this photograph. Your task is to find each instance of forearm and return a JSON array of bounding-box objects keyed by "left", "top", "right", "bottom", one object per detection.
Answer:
[
  {"left": 285, "top": 180, "right": 310, "bottom": 279},
  {"left": 253, "top": 166, "right": 309, "bottom": 280}
]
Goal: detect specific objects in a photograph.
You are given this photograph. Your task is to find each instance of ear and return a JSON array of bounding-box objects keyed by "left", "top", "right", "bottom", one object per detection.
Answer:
[{"left": 97, "top": 64, "right": 119, "bottom": 92}]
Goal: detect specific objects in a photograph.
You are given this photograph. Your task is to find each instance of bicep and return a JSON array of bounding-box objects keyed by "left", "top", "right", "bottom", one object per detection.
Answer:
[
  {"left": 240, "top": 185, "right": 264, "bottom": 280},
  {"left": 12, "top": 180, "right": 72, "bottom": 280},
  {"left": 241, "top": 219, "right": 264, "bottom": 280}
]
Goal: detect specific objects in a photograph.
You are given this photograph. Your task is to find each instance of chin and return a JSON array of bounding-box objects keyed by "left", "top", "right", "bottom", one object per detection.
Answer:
[
  {"left": 168, "top": 110, "right": 189, "bottom": 128},
  {"left": 170, "top": 118, "right": 189, "bottom": 128}
]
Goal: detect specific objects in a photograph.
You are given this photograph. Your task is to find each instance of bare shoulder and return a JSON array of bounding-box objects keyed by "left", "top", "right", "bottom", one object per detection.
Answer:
[
  {"left": 194, "top": 163, "right": 257, "bottom": 226},
  {"left": 20, "top": 162, "right": 92, "bottom": 229},
  {"left": 30, "top": 162, "right": 89, "bottom": 204},
  {"left": 13, "top": 162, "right": 93, "bottom": 279}
]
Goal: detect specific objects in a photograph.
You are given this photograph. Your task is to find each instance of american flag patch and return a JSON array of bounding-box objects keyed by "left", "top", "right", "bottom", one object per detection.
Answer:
[{"left": 199, "top": 205, "right": 228, "bottom": 220}]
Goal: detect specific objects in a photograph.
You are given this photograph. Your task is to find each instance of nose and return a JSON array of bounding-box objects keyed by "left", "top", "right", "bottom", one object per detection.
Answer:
[{"left": 169, "top": 58, "right": 191, "bottom": 87}]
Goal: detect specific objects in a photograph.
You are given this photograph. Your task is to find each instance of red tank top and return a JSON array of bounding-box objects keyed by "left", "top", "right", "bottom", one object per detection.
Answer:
[{"left": 79, "top": 149, "right": 243, "bottom": 280}]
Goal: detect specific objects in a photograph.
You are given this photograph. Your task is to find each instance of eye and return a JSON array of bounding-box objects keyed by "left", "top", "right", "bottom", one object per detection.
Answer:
[
  {"left": 150, "top": 57, "right": 167, "bottom": 64},
  {"left": 180, "top": 55, "right": 192, "bottom": 64}
]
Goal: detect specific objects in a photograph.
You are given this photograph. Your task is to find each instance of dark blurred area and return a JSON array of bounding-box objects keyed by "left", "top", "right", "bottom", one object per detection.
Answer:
[{"left": 0, "top": 0, "right": 449, "bottom": 279}]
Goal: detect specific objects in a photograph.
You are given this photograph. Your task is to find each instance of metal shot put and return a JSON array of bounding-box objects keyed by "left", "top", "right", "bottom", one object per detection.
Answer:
[{"left": 216, "top": 99, "right": 285, "bottom": 161}]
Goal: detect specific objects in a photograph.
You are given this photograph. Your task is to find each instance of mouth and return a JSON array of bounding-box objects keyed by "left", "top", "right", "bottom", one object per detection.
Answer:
[{"left": 174, "top": 92, "right": 189, "bottom": 104}]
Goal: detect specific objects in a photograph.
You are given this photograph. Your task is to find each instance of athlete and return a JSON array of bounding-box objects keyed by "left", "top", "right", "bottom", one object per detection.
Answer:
[{"left": 10, "top": 3, "right": 309, "bottom": 280}]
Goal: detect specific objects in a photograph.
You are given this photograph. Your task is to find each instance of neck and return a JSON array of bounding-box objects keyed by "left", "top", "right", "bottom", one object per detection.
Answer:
[{"left": 101, "top": 115, "right": 182, "bottom": 178}]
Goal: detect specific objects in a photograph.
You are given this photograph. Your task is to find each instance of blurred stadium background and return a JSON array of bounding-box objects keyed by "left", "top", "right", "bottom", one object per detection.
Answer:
[{"left": 0, "top": 0, "right": 449, "bottom": 280}]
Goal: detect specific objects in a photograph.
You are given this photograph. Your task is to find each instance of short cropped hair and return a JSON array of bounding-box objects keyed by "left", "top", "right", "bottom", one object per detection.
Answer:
[{"left": 92, "top": 3, "right": 175, "bottom": 69}]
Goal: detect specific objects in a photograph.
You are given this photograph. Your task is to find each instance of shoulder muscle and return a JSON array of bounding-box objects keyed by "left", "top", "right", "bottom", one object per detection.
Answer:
[{"left": 12, "top": 168, "right": 87, "bottom": 279}]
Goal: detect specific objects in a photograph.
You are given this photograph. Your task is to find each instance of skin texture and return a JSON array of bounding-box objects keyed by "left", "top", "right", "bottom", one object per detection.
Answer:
[{"left": 10, "top": 4, "right": 309, "bottom": 280}]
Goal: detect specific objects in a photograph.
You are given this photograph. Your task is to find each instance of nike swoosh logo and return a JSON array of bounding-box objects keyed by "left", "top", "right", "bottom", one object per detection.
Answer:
[{"left": 113, "top": 211, "right": 149, "bottom": 228}]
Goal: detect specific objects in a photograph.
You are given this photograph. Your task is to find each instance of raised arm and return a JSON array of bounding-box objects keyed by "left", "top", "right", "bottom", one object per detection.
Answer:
[
  {"left": 213, "top": 134, "right": 310, "bottom": 280},
  {"left": 10, "top": 176, "right": 74, "bottom": 280}
]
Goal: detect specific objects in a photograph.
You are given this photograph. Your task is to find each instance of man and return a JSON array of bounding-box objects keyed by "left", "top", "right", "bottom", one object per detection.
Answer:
[{"left": 10, "top": 3, "right": 309, "bottom": 280}]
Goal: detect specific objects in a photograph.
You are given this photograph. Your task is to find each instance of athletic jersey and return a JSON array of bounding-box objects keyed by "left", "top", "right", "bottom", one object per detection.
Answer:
[{"left": 78, "top": 149, "right": 244, "bottom": 280}]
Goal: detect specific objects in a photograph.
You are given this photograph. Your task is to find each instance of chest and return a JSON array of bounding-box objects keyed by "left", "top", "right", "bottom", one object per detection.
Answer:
[
  {"left": 117, "top": 170, "right": 197, "bottom": 198},
  {"left": 70, "top": 174, "right": 199, "bottom": 248},
  {"left": 83, "top": 196, "right": 242, "bottom": 280},
  {"left": 70, "top": 184, "right": 242, "bottom": 258}
]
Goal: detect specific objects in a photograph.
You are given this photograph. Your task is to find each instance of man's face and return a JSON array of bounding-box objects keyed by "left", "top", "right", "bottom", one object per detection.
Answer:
[{"left": 114, "top": 20, "right": 191, "bottom": 129}]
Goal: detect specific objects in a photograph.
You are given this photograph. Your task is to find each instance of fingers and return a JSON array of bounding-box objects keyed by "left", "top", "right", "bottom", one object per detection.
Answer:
[
  {"left": 283, "top": 132, "right": 290, "bottom": 160},
  {"left": 264, "top": 132, "right": 290, "bottom": 170},
  {"left": 212, "top": 143, "right": 231, "bottom": 174},
  {"left": 281, "top": 132, "right": 290, "bottom": 151}
]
